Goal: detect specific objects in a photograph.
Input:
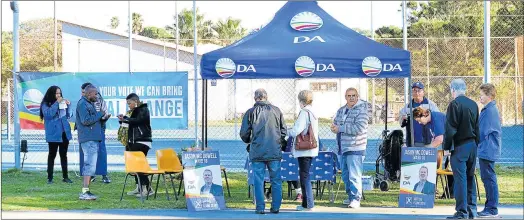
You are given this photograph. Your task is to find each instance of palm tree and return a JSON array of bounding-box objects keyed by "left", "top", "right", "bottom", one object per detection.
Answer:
[
  {"left": 213, "top": 17, "right": 247, "bottom": 46},
  {"left": 110, "top": 16, "right": 119, "bottom": 29},
  {"left": 132, "top": 13, "right": 144, "bottom": 34},
  {"left": 165, "top": 8, "right": 215, "bottom": 46}
]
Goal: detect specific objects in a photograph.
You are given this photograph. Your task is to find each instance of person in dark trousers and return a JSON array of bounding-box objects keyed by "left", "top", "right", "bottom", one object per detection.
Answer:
[
  {"left": 240, "top": 88, "right": 287, "bottom": 215},
  {"left": 118, "top": 93, "right": 153, "bottom": 198},
  {"left": 444, "top": 79, "right": 480, "bottom": 219},
  {"left": 78, "top": 83, "right": 111, "bottom": 184},
  {"left": 477, "top": 83, "right": 502, "bottom": 218},
  {"left": 40, "top": 86, "right": 73, "bottom": 184},
  {"left": 287, "top": 90, "right": 319, "bottom": 211}
]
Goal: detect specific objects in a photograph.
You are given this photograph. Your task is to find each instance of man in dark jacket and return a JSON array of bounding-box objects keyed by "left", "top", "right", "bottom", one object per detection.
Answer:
[
  {"left": 118, "top": 93, "right": 153, "bottom": 198},
  {"left": 240, "top": 88, "right": 287, "bottom": 215},
  {"left": 444, "top": 79, "right": 480, "bottom": 219}
]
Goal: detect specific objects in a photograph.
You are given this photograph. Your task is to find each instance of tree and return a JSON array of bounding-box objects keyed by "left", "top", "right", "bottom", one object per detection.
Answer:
[
  {"left": 139, "top": 26, "right": 173, "bottom": 39},
  {"left": 110, "top": 16, "right": 119, "bottom": 29},
  {"left": 1, "top": 32, "right": 13, "bottom": 89},
  {"left": 352, "top": 28, "right": 371, "bottom": 38},
  {"left": 212, "top": 17, "right": 247, "bottom": 46},
  {"left": 165, "top": 8, "right": 215, "bottom": 46},
  {"left": 132, "top": 13, "right": 144, "bottom": 34},
  {"left": 375, "top": 26, "right": 402, "bottom": 38}
]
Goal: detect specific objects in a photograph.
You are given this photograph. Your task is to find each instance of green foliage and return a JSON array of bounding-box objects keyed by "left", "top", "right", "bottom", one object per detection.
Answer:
[{"left": 139, "top": 26, "right": 173, "bottom": 39}]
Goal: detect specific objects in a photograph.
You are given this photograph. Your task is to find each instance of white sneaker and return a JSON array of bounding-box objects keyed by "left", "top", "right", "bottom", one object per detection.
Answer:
[
  {"left": 127, "top": 186, "right": 140, "bottom": 196},
  {"left": 343, "top": 199, "right": 350, "bottom": 205},
  {"left": 296, "top": 206, "right": 314, "bottom": 211},
  {"left": 135, "top": 187, "right": 154, "bottom": 197},
  {"left": 348, "top": 200, "right": 360, "bottom": 208}
]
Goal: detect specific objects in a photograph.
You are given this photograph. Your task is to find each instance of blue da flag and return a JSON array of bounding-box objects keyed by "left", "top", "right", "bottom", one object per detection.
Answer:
[
  {"left": 182, "top": 151, "right": 226, "bottom": 211},
  {"left": 398, "top": 147, "right": 438, "bottom": 208}
]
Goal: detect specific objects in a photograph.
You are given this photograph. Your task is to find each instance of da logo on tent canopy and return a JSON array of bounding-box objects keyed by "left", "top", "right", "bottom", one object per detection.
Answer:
[
  {"left": 215, "top": 58, "right": 236, "bottom": 78},
  {"left": 23, "top": 89, "right": 44, "bottom": 114},
  {"left": 295, "top": 56, "right": 335, "bottom": 77},
  {"left": 362, "top": 56, "right": 383, "bottom": 77},
  {"left": 290, "top": 12, "right": 323, "bottom": 31},
  {"left": 295, "top": 56, "right": 316, "bottom": 77}
]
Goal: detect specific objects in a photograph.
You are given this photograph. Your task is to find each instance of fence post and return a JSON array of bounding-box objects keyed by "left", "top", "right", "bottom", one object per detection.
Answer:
[
  {"left": 515, "top": 38, "right": 519, "bottom": 125},
  {"left": 483, "top": 0, "right": 491, "bottom": 84},
  {"left": 426, "top": 38, "right": 430, "bottom": 99},
  {"left": 11, "top": 1, "right": 21, "bottom": 169}
]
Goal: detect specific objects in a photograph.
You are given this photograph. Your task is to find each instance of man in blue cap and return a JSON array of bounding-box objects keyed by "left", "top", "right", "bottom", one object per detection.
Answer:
[{"left": 398, "top": 82, "right": 440, "bottom": 147}]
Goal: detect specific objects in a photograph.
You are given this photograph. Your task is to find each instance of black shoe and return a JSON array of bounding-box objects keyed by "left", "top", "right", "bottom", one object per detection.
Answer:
[
  {"left": 102, "top": 176, "right": 111, "bottom": 184},
  {"left": 47, "top": 179, "right": 53, "bottom": 184},
  {"left": 62, "top": 178, "right": 73, "bottom": 183},
  {"left": 270, "top": 209, "right": 279, "bottom": 214},
  {"left": 90, "top": 176, "right": 96, "bottom": 182},
  {"left": 255, "top": 210, "right": 265, "bottom": 214},
  {"left": 447, "top": 213, "right": 467, "bottom": 219}
]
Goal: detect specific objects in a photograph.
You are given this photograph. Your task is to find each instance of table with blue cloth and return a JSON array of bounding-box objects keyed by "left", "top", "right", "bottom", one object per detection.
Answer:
[{"left": 244, "top": 151, "right": 338, "bottom": 202}]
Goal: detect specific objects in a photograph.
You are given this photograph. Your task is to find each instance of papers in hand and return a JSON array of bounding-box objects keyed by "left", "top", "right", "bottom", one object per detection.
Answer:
[
  {"left": 59, "top": 102, "right": 67, "bottom": 109},
  {"left": 120, "top": 122, "right": 129, "bottom": 128}
]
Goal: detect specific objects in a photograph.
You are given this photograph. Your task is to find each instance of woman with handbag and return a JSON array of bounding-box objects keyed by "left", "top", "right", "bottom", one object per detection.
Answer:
[{"left": 287, "top": 90, "right": 319, "bottom": 211}]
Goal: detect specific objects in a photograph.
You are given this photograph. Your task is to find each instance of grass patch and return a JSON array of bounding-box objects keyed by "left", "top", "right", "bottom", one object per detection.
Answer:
[{"left": 2, "top": 166, "right": 522, "bottom": 211}]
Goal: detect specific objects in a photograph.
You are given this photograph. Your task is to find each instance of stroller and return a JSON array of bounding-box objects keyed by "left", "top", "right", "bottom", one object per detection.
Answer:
[{"left": 374, "top": 129, "right": 404, "bottom": 191}]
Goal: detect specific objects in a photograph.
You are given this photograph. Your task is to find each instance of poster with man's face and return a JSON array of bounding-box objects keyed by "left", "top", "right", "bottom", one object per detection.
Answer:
[
  {"left": 398, "top": 148, "right": 437, "bottom": 208},
  {"left": 182, "top": 151, "right": 226, "bottom": 212}
]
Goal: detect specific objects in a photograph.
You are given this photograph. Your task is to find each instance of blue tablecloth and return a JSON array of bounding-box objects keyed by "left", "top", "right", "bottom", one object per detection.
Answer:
[{"left": 245, "top": 151, "right": 337, "bottom": 185}]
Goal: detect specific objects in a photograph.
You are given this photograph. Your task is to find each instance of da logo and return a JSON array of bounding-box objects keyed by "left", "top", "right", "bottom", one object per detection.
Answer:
[
  {"left": 295, "top": 56, "right": 316, "bottom": 77},
  {"left": 23, "top": 89, "right": 44, "bottom": 114},
  {"left": 215, "top": 58, "right": 236, "bottom": 78},
  {"left": 290, "top": 12, "right": 323, "bottom": 31},
  {"left": 362, "top": 56, "right": 382, "bottom": 76}
]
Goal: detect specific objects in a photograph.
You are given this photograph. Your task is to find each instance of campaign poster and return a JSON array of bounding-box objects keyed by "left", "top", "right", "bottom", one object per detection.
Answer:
[
  {"left": 182, "top": 151, "right": 226, "bottom": 211},
  {"left": 16, "top": 71, "right": 188, "bottom": 130},
  {"left": 399, "top": 147, "right": 438, "bottom": 208}
]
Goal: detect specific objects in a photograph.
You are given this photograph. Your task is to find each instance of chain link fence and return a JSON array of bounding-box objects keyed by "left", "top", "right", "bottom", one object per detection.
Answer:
[{"left": 1, "top": 1, "right": 523, "bottom": 172}]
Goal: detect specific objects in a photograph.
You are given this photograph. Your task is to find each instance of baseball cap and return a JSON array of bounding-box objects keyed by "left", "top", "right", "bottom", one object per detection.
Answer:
[{"left": 412, "top": 82, "right": 424, "bottom": 89}]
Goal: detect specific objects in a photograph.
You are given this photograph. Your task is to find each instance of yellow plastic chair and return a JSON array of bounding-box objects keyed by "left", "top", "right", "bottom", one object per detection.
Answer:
[
  {"left": 437, "top": 150, "right": 481, "bottom": 200},
  {"left": 120, "top": 151, "right": 170, "bottom": 203},
  {"left": 156, "top": 148, "right": 183, "bottom": 200}
]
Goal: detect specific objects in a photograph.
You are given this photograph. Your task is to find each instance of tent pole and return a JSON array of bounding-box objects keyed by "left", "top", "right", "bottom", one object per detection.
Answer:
[{"left": 202, "top": 80, "right": 206, "bottom": 149}]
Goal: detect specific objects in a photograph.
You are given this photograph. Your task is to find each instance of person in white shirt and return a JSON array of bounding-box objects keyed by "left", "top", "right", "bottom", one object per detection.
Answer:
[{"left": 287, "top": 90, "right": 319, "bottom": 211}]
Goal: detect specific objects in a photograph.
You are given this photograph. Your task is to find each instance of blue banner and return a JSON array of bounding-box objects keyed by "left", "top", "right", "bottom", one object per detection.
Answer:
[
  {"left": 16, "top": 72, "right": 188, "bottom": 130},
  {"left": 182, "top": 151, "right": 226, "bottom": 212},
  {"left": 398, "top": 147, "right": 438, "bottom": 208}
]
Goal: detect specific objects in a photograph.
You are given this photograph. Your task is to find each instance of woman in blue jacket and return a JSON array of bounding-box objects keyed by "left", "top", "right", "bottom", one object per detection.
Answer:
[
  {"left": 477, "top": 83, "right": 502, "bottom": 218},
  {"left": 40, "top": 85, "right": 73, "bottom": 184}
]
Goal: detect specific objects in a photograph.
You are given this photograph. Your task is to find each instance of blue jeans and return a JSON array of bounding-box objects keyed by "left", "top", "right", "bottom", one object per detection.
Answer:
[
  {"left": 341, "top": 154, "right": 364, "bottom": 201},
  {"left": 79, "top": 131, "right": 107, "bottom": 175},
  {"left": 450, "top": 141, "right": 478, "bottom": 218},
  {"left": 80, "top": 141, "right": 99, "bottom": 176},
  {"left": 479, "top": 158, "right": 499, "bottom": 215},
  {"left": 253, "top": 160, "right": 282, "bottom": 211}
]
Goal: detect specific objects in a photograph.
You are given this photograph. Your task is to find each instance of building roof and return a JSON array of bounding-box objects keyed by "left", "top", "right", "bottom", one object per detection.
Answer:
[{"left": 58, "top": 19, "right": 222, "bottom": 55}]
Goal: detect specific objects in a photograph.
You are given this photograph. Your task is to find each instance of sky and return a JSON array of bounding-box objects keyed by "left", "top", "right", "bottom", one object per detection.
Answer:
[{"left": 2, "top": 1, "right": 403, "bottom": 34}]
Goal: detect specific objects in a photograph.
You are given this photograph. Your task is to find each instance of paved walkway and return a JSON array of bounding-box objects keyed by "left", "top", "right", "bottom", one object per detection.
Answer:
[{"left": 3, "top": 205, "right": 523, "bottom": 219}]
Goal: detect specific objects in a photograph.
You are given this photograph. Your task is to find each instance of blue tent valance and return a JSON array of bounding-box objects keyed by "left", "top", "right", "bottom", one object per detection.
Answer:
[{"left": 200, "top": 1, "right": 411, "bottom": 79}]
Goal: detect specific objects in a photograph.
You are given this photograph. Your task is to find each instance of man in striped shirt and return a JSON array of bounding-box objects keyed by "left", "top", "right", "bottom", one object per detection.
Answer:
[{"left": 331, "top": 87, "right": 369, "bottom": 209}]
